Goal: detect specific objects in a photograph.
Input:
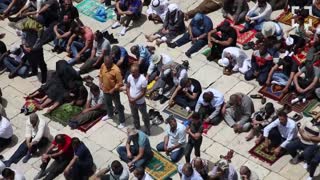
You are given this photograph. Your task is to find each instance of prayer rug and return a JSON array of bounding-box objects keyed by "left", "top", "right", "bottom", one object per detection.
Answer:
[
  {"left": 76, "top": 0, "right": 115, "bottom": 22},
  {"left": 44, "top": 104, "right": 83, "bottom": 126},
  {"left": 203, "top": 121, "right": 212, "bottom": 135},
  {"left": 162, "top": 104, "right": 192, "bottom": 122},
  {"left": 279, "top": 93, "right": 315, "bottom": 113},
  {"left": 303, "top": 100, "right": 320, "bottom": 118},
  {"left": 77, "top": 116, "right": 102, "bottom": 133},
  {"left": 258, "top": 85, "right": 286, "bottom": 101},
  {"left": 145, "top": 149, "right": 177, "bottom": 180},
  {"left": 249, "top": 142, "right": 282, "bottom": 165},
  {"left": 277, "top": 11, "right": 320, "bottom": 27},
  {"left": 292, "top": 52, "right": 307, "bottom": 65}
]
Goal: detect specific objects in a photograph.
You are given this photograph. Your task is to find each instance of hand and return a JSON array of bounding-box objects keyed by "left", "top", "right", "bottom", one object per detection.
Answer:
[
  {"left": 127, "top": 152, "right": 132, "bottom": 159},
  {"left": 24, "top": 46, "right": 32, "bottom": 53},
  {"left": 64, "top": 167, "right": 70, "bottom": 175},
  {"left": 66, "top": 46, "right": 71, "bottom": 53},
  {"left": 42, "top": 154, "right": 49, "bottom": 162},
  {"left": 265, "top": 79, "right": 271, "bottom": 86},
  {"left": 161, "top": 28, "right": 168, "bottom": 34},
  {"left": 129, "top": 97, "right": 136, "bottom": 104},
  {"left": 273, "top": 147, "right": 282, "bottom": 156},
  {"left": 208, "top": 42, "right": 213, "bottom": 48},
  {"left": 282, "top": 87, "right": 289, "bottom": 93},
  {"left": 127, "top": 161, "right": 134, "bottom": 168},
  {"left": 245, "top": 16, "right": 250, "bottom": 22}
]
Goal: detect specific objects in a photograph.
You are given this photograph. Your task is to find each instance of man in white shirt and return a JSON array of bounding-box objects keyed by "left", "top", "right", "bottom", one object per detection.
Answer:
[
  {"left": 4, "top": 113, "right": 51, "bottom": 166},
  {"left": 263, "top": 111, "right": 298, "bottom": 156},
  {"left": 218, "top": 47, "right": 251, "bottom": 74},
  {"left": 156, "top": 115, "right": 186, "bottom": 162},
  {"left": 178, "top": 163, "right": 203, "bottom": 180},
  {"left": 195, "top": 88, "right": 224, "bottom": 125},
  {"left": 0, "top": 114, "right": 13, "bottom": 148},
  {"left": 133, "top": 167, "right": 153, "bottom": 180},
  {"left": 79, "top": 30, "right": 111, "bottom": 74},
  {"left": 146, "top": 0, "right": 168, "bottom": 23},
  {"left": 127, "top": 64, "right": 150, "bottom": 134}
]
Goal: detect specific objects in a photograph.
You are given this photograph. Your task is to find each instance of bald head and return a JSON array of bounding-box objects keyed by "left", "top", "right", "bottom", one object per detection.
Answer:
[{"left": 193, "top": 157, "right": 204, "bottom": 170}]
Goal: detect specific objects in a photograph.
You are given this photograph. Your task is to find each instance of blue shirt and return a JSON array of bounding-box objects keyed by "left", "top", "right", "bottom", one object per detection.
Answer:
[
  {"left": 138, "top": 45, "right": 151, "bottom": 67},
  {"left": 130, "top": 131, "right": 153, "bottom": 156},
  {"left": 74, "top": 143, "right": 94, "bottom": 166},
  {"left": 113, "top": 46, "right": 129, "bottom": 70},
  {"left": 120, "top": 0, "right": 142, "bottom": 14},
  {"left": 190, "top": 15, "right": 213, "bottom": 37}
]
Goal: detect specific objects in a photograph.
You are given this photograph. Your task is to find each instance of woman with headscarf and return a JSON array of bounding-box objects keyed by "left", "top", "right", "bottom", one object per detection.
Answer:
[
  {"left": 145, "top": 3, "right": 185, "bottom": 46},
  {"left": 146, "top": 0, "right": 168, "bottom": 23}
]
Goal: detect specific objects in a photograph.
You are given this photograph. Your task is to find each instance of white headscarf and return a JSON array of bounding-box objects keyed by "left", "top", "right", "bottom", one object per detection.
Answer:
[{"left": 168, "top": 3, "right": 178, "bottom": 13}]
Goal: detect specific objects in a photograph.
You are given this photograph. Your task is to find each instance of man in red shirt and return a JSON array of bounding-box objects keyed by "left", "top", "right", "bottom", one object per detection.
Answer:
[{"left": 34, "top": 134, "right": 74, "bottom": 180}]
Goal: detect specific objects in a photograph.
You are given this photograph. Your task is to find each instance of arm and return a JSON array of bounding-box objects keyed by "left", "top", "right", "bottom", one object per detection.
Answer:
[
  {"left": 246, "top": 3, "right": 258, "bottom": 16},
  {"left": 280, "top": 128, "right": 296, "bottom": 148},
  {"left": 215, "top": 37, "right": 233, "bottom": 46},
  {"left": 32, "top": 119, "right": 46, "bottom": 143},
  {"left": 3, "top": 0, "right": 17, "bottom": 16},
  {"left": 263, "top": 120, "right": 279, "bottom": 137},
  {"left": 90, "top": 47, "right": 96, "bottom": 59},
  {"left": 293, "top": 71, "right": 303, "bottom": 90},
  {"left": 66, "top": 34, "right": 77, "bottom": 49},
  {"left": 266, "top": 64, "right": 279, "bottom": 85},
  {"left": 116, "top": 56, "right": 125, "bottom": 67},
  {"left": 94, "top": 49, "right": 107, "bottom": 67},
  {"left": 233, "top": 0, "right": 244, "bottom": 21},
  {"left": 37, "top": 4, "right": 50, "bottom": 15},
  {"left": 131, "top": 147, "right": 145, "bottom": 163},
  {"left": 77, "top": 40, "right": 92, "bottom": 57},
  {"left": 208, "top": 105, "right": 222, "bottom": 120},
  {"left": 169, "top": 86, "right": 181, "bottom": 103},
  {"left": 85, "top": 98, "right": 91, "bottom": 109},
  {"left": 284, "top": 72, "right": 296, "bottom": 90},
  {"left": 65, "top": 155, "right": 78, "bottom": 171},
  {"left": 188, "top": 24, "right": 193, "bottom": 39},
  {"left": 302, "top": 77, "right": 318, "bottom": 92},
  {"left": 109, "top": 71, "right": 123, "bottom": 93},
  {"left": 75, "top": 18, "right": 84, "bottom": 27},
  {"left": 163, "top": 135, "right": 169, "bottom": 151}
]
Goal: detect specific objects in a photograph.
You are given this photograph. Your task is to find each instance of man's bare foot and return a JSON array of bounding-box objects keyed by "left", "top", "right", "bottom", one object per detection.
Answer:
[{"left": 155, "top": 39, "right": 162, "bottom": 46}]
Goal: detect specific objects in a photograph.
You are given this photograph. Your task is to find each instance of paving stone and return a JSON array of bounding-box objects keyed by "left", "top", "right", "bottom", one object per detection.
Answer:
[
  {"left": 191, "top": 65, "right": 223, "bottom": 88},
  {"left": 225, "top": 81, "right": 256, "bottom": 98},
  {"left": 279, "top": 163, "right": 307, "bottom": 180},
  {"left": 205, "top": 142, "right": 230, "bottom": 160},
  {"left": 264, "top": 172, "right": 288, "bottom": 180},
  {"left": 228, "top": 134, "right": 255, "bottom": 158},
  {"left": 212, "top": 125, "right": 237, "bottom": 147},
  {"left": 244, "top": 160, "right": 270, "bottom": 179},
  {"left": 210, "top": 75, "right": 240, "bottom": 94}
]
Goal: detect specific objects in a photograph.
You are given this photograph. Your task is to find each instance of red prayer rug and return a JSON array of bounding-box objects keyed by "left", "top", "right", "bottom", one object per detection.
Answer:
[
  {"left": 280, "top": 93, "right": 315, "bottom": 113},
  {"left": 249, "top": 142, "right": 282, "bottom": 165},
  {"left": 258, "top": 85, "right": 286, "bottom": 101}
]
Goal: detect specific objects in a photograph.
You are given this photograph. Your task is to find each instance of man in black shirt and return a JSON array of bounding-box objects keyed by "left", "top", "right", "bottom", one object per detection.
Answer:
[
  {"left": 185, "top": 113, "right": 203, "bottom": 163},
  {"left": 169, "top": 77, "right": 202, "bottom": 111},
  {"left": 266, "top": 56, "right": 298, "bottom": 93},
  {"left": 207, "top": 21, "right": 237, "bottom": 61}
]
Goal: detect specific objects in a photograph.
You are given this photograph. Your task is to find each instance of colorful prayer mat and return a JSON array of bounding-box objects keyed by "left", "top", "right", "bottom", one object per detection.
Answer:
[
  {"left": 76, "top": 0, "right": 115, "bottom": 22},
  {"left": 277, "top": 11, "right": 320, "bottom": 27},
  {"left": 249, "top": 142, "right": 282, "bottom": 165},
  {"left": 303, "top": 100, "right": 320, "bottom": 118},
  {"left": 258, "top": 85, "right": 286, "bottom": 101},
  {"left": 279, "top": 93, "right": 315, "bottom": 113},
  {"left": 162, "top": 104, "right": 192, "bottom": 122},
  {"left": 145, "top": 150, "right": 177, "bottom": 180},
  {"left": 44, "top": 103, "right": 83, "bottom": 126}
]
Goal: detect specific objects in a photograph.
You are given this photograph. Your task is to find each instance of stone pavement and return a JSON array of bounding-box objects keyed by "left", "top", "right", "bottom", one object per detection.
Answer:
[{"left": 0, "top": 0, "right": 317, "bottom": 179}]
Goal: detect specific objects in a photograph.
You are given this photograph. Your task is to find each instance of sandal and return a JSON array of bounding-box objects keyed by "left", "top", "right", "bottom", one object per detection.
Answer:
[
  {"left": 250, "top": 94, "right": 263, "bottom": 99},
  {"left": 261, "top": 97, "right": 266, "bottom": 104}
]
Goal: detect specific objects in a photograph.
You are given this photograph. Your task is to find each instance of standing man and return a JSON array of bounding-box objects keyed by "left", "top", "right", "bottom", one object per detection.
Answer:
[
  {"left": 99, "top": 56, "right": 126, "bottom": 128},
  {"left": 126, "top": 64, "right": 150, "bottom": 135}
]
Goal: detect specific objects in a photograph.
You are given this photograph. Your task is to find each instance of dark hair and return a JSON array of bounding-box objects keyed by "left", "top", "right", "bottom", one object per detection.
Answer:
[
  {"left": 89, "top": 83, "right": 100, "bottom": 93},
  {"left": 111, "top": 45, "right": 121, "bottom": 56},
  {"left": 165, "top": 115, "right": 176, "bottom": 124},
  {"left": 203, "top": 92, "right": 213, "bottom": 103},
  {"left": 277, "top": 110, "right": 287, "bottom": 117},
  {"left": 111, "top": 160, "right": 123, "bottom": 175},
  {"left": 71, "top": 137, "right": 81, "bottom": 147},
  {"left": 55, "top": 134, "right": 65, "bottom": 144},
  {"left": 2, "top": 168, "right": 14, "bottom": 178},
  {"left": 130, "top": 45, "right": 139, "bottom": 56},
  {"left": 71, "top": 25, "right": 81, "bottom": 34},
  {"left": 134, "top": 167, "right": 145, "bottom": 177},
  {"left": 95, "top": 30, "right": 104, "bottom": 40},
  {"left": 180, "top": 78, "right": 189, "bottom": 88},
  {"left": 191, "top": 112, "right": 200, "bottom": 120}
]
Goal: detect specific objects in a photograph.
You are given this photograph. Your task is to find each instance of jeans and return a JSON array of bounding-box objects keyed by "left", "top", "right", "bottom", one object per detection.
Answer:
[
  {"left": 0, "top": 0, "right": 10, "bottom": 13},
  {"left": 286, "top": 138, "right": 318, "bottom": 163},
  {"left": 175, "top": 33, "right": 207, "bottom": 56},
  {"left": 185, "top": 137, "right": 202, "bottom": 163},
  {"left": 6, "top": 137, "right": 49, "bottom": 165},
  {"left": 104, "top": 92, "right": 125, "bottom": 123},
  {"left": 156, "top": 142, "right": 184, "bottom": 162},
  {"left": 117, "top": 145, "right": 153, "bottom": 169},
  {"left": 3, "top": 57, "right": 29, "bottom": 78},
  {"left": 244, "top": 12, "right": 265, "bottom": 31},
  {"left": 245, "top": 63, "right": 273, "bottom": 86},
  {"left": 53, "top": 29, "right": 67, "bottom": 49},
  {"left": 129, "top": 102, "right": 150, "bottom": 132},
  {"left": 174, "top": 94, "right": 197, "bottom": 110},
  {"left": 272, "top": 72, "right": 289, "bottom": 86},
  {"left": 309, "top": 151, "right": 320, "bottom": 177},
  {"left": 68, "top": 41, "right": 91, "bottom": 65}
]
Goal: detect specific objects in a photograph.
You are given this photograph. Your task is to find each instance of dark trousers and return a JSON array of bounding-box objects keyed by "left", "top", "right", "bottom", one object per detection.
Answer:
[
  {"left": 286, "top": 138, "right": 318, "bottom": 163},
  {"left": 40, "top": 151, "right": 73, "bottom": 180},
  {"left": 7, "top": 137, "right": 49, "bottom": 164},
  {"left": 115, "top": 5, "right": 140, "bottom": 27},
  {"left": 208, "top": 35, "right": 228, "bottom": 60},
  {"left": 0, "top": 137, "right": 11, "bottom": 149},
  {"left": 156, "top": 142, "right": 184, "bottom": 162},
  {"left": 117, "top": 145, "right": 153, "bottom": 169},
  {"left": 245, "top": 64, "right": 273, "bottom": 86},
  {"left": 198, "top": 105, "right": 221, "bottom": 125},
  {"left": 175, "top": 33, "right": 207, "bottom": 56},
  {"left": 104, "top": 0, "right": 111, "bottom": 6},
  {"left": 104, "top": 92, "right": 125, "bottom": 123},
  {"left": 174, "top": 94, "right": 197, "bottom": 110},
  {"left": 309, "top": 151, "right": 320, "bottom": 177},
  {"left": 69, "top": 160, "right": 94, "bottom": 180},
  {"left": 185, "top": 138, "right": 202, "bottom": 163},
  {"left": 268, "top": 127, "right": 286, "bottom": 148},
  {"left": 25, "top": 48, "right": 47, "bottom": 84}
]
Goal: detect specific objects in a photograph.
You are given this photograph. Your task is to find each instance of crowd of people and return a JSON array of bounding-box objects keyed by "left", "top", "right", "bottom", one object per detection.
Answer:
[{"left": 1, "top": 0, "right": 320, "bottom": 179}]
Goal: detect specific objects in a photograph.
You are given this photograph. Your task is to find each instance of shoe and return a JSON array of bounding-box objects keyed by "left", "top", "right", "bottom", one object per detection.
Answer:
[
  {"left": 56, "top": 47, "right": 64, "bottom": 54},
  {"left": 112, "top": 21, "right": 121, "bottom": 29},
  {"left": 167, "top": 42, "right": 177, "bottom": 48},
  {"left": 289, "top": 155, "right": 302, "bottom": 164},
  {"left": 120, "top": 27, "right": 127, "bottom": 36},
  {"left": 242, "top": 42, "right": 255, "bottom": 50},
  {"left": 101, "top": 115, "right": 112, "bottom": 121},
  {"left": 3, "top": 160, "right": 12, "bottom": 167},
  {"left": 185, "top": 52, "right": 191, "bottom": 58},
  {"left": 117, "top": 123, "right": 125, "bottom": 129},
  {"left": 34, "top": 169, "right": 47, "bottom": 180},
  {"left": 22, "top": 153, "right": 32, "bottom": 163},
  {"left": 307, "top": 176, "right": 313, "bottom": 180},
  {"left": 303, "top": 163, "right": 308, "bottom": 169}
]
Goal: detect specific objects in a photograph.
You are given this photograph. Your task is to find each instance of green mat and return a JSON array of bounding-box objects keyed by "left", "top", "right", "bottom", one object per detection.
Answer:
[
  {"left": 145, "top": 150, "right": 177, "bottom": 180},
  {"left": 201, "top": 47, "right": 211, "bottom": 57},
  {"left": 303, "top": 100, "right": 320, "bottom": 118},
  {"left": 44, "top": 104, "right": 83, "bottom": 126},
  {"left": 76, "top": 0, "right": 115, "bottom": 22}
]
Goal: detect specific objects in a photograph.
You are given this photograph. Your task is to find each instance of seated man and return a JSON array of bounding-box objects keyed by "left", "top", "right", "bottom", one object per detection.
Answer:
[
  {"left": 258, "top": 21, "right": 284, "bottom": 57},
  {"left": 117, "top": 126, "right": 153, "bottom": 171},
  {"left": 217, "top": 47, "right": 251, "bottom": 74},
  {"left": 167, "top": 13, "right": 213, "bottom": 58},
  {"left": 156, "top": 115, "right": 186, "bottom": 162},
  {"left": 208, "top": 159, "right": 238, "bottom": 180},
  {"left": 4, "top": 113, "right": 51, "bottom": 166},
  {"left": 244, "top": 43, "right": 274, "bottom": 86},
  {"left": 52, "top": 16, "right": 76, "bottom": 54},
  {"left": 133, "top": 167, "right": 153, "bottom": 180},
  {"left": 293, "top": 61, "right": 320, "bottom": 103},
  {"left": 79, "top": 30, "right": 110, "bottom": 74},
  {"left": 266, "top": 56, "right": 298, "bottom": 93},
  {"left": 2, "top": 43, "right": 29, "bottom": 79},
  {"left": 240, "top": 0, "right": 272, "bottom": 32},
  {"left": 184, "top": 0, "right": 223, "bottom": 21},
  {"left": 112, "top": 0, "right": 142, "bottom": 36},
  {"left": 68, "top": 83, "right": 105, "bottom": 129},
  {"left": 111, "top": 45, "right": 130, "bottom": 80},
  {"left": 222, "top": 0, "right": 249, "bottom": 25},
  {"left": 130, "top": 44, "right": 152, "bottom": 74},
  {"left": 169, "top": 77, "right": 202, "bottom": 111},
  {"left": 1, "top": 168, "right": 26, "bottom": 180},
  {"left": 191, "top": 157, "right": 209, "bottom": 180},
  {"left": 263, "top": 111, "right": 297, "bottom": 156},
  {"left": 146, "top": 53, "right": 173, "bottom": 83},
  {"left": 34, "top": 134, "right": 74, "bottom": 180},
  {"left": 66, "top": 25, "right": 94, "bottom": 65},
  {"left": 90, "top": 160, "right": 129, "bottom": 180},
  {"left": 239, "top": 166, "right": 259, "bottom": 180},
  {"left": 0, "top": 114, "right": 13, "bottom": 148},
  {"left": 178, "top": 163, "right": 203, "bottom": 180},
  {"left": 145, "top": 3, "right": 185, "bottom": 46},
  {"left": 0, "top": 0, "right": 26, "bottom": 19},
  {"left": 286, "top": 116, "right": 320, "bottom": 166},
  {"left": 64, "top": 138, "right": 94, "bottom": 179},
  {"left": 207, "top": 21, "right": 237, "bottom": 61},
  {"left": 194, "top": 88, "right": 224, "bottom": 124},
  {"left": 7, "top": 0, "right": 38, "bottom": 22},
  {"left": 222, "top": 93, "right": 254, "bottom": 133},
  {"left": 146, "top": 0, "right": 168, "bottom": 24},
  {"left": 33, "top": 0, "right": 59, "bottom": 26}
]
